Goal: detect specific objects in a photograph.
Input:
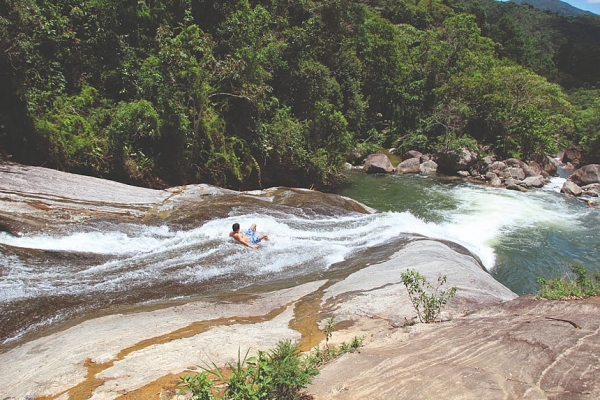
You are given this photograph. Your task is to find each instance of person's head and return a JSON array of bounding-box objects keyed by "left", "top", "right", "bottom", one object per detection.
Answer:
[{"left": 232, "top": 223, "right": 240, "bottom": 232}]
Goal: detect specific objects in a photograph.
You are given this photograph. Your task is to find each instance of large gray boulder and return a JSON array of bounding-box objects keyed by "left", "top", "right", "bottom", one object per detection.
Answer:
[
  {"left": 568, "top": 164, "right": 600, "bottom": 186},
  {"left": 435, "top": 148, "right": 478, "bottom": 174},
  {"left": 396, "top": 158, "right": 421, "bottom": 174},
  {"left": 486, "top": 161, "right": 507, "bottom": 174},
  {"left": 522, "top": 175, "right": 545, "bottom": 188},
  {"left": 485, "top": 172, "right": 502, "bottom": 187},
  {"left": 419, "top": 160, "right": 438, "bottom": 175},
  {"left": 364, "top": 153, "right": 394, "bottom": 174},
  {"left": 500, "top": 167, "right": 525, "bottom": 180}
]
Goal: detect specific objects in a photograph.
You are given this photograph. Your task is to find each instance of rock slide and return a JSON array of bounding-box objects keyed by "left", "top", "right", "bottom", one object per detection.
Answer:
[{"left": 0, "top": 164, "right": 598, "bottom": 399}]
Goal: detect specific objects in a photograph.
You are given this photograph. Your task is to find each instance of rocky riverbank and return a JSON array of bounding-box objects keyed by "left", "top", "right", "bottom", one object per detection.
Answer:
[
  {"left": 355, "top": 149, "right": 600, "bottom": 208},
  {"left": 1, "top": 164, "right": 599, "bottom": 399}
]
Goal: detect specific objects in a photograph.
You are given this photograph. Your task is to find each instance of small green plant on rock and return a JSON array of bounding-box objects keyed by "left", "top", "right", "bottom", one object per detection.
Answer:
[
  {"left": 178, "top": 340, "right": 319, "bottom": 400},
  {"left": 178, "top": 371, "right": 215, "bottom": 400},
  {"left": 177, "top": 321, "right": 365, "bottom": 399},
  {"left": 537, "top": 265, "right": 600, "bottom": 299},
  {"left": 306, "top": 318, "right": 364, "bottom": 368},
  {"left": 400, "top": 269, "right": 458, "bottom": 323}
]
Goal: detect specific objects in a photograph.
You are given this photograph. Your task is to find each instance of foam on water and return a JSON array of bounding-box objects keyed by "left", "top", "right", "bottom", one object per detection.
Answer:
[{"left": 0, "top": 180, "right": 593, "bottom": 305}]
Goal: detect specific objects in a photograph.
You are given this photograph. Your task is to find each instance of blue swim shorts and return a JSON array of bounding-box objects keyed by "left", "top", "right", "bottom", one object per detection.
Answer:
[{"left": 246, "top": 228, "right": 261, "bottom": 245}]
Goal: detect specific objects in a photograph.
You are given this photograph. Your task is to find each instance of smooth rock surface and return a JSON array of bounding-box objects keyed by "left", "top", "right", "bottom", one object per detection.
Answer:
[{"left": 308, "top": 296, "right": 600, "bottom": 399}]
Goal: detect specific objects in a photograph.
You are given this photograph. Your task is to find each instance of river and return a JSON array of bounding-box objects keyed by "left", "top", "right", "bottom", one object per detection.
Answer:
[
  {"left": 337, "top": 171, "right": 600, "bottom": 296},
  {"left": 1, "top": 170, "right": 598, "bottom": 348}
]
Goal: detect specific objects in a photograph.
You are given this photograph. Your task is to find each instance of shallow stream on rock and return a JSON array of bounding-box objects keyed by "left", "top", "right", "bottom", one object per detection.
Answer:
[{"left": 0, "top": 171, "right": 598, "bottom": 348}]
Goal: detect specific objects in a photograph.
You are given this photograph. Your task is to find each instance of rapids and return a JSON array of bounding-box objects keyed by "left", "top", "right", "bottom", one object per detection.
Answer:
[{"left": 1, "top": 168, "right": 598, "bottom": 349}]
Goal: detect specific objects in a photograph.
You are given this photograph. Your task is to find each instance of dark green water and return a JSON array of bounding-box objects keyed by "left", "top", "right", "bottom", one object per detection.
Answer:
[{"left": 336, "top": 171, "right": 600, "bottom": 295}]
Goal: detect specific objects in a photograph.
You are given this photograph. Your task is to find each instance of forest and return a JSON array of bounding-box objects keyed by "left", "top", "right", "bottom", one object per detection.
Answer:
[{"left": 1, "top": 0, "right": 599, "bottom": 190}]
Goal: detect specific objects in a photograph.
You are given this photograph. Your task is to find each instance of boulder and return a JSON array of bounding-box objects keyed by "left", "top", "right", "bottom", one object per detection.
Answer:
[
  {"left": 561, "top": 180, "right": 583, "bottom": 197},
  {"left": 435, "top": 148, "right": 478, "bottom": 173},
  {"left": 483, "top": 155, "right": 496, "bottom": 165},
  {"left": 401, "top": 150, "right": 423, "bottom": 162},
  {"left": 527, "top": 160, "right": 543, "bottom": 176},
  {"left": 363, "top": 154, "right": 394, "bottom": 174},
  {"left": 532, "top": 154, "right": 558, "bottom": 176},
  {"left": 505, "top": 158, "right": 522, "bottom": 167},
  {"left": 521, "top": 163, "right": 538, "bottom": 178},
  {"left": 487, "top": 161, "right": 507, "bottom": 174},
  {"left": 419, "top": 160, "right": 438, "bottom": 175},
  {"left": 505, "top": 178, "right": 528, "bottom": 192},
  {"left": 396, "top": 158, "right": 421, "bottom": 174},
  {"left": 522, "top": 175, "right": 545, "bottom": 188},
  {"left": 568, "top": 164, "right": 600, "bottom": 186},
  {"left": 500, "top": 167, "right": 525, "bottom": 180},
  {"left": 562, "top": 144, "right": 584, "bottom": 167},
  {"left": 457, "top": 170, "right": 470, "bottom": 177},
  {"left": 581, "top": 183, "right": 600, "bottom": 197},
  {"left": 485, "top": 172, "right": 502, "bottom": 187}
]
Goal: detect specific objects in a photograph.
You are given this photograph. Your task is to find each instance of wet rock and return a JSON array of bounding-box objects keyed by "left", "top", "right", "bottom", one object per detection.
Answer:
[
  {"left": 506, "top": 179, "right": 528, "bottom": 192},
  {"left": 581, "top": 183, "right": 600, "bottom": 197},
  {"left": 522, "top": 175, "right": 545, "bottom": 188},
  {"left": 364, "top": 154, "right": 394, "bottom": 174},
  {"left": 561, "top": 180, "right": 583, "bottom": 197}
]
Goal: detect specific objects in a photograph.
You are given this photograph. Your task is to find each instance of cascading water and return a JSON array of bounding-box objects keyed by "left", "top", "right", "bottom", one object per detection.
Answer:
[
  {"left": 337, "top": 172, "right": 600, "bottom": 295},
  {"left": 1, "top": 171, "right": 598, "bottom": 348}
]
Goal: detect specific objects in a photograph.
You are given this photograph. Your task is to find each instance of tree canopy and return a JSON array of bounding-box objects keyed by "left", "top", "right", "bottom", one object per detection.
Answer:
[{"left": 1, "top": 0, "right": 598, "bottom": 189}]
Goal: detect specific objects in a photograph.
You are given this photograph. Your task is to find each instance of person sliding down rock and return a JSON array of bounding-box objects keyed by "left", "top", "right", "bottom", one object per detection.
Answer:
[{"left": 229, "top": 222, "right": 269, "bottom": 249}]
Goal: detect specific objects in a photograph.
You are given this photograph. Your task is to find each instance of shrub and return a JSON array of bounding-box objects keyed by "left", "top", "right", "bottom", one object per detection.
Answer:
[
  {"left": 537, "top": 265, "right": 600, "bottom": 300},
  {"left": 401, "top": 269, "right": 457, "bottom": 323},
  {"left": 178, "top": 325, "right": 365, "bottom": 400},
  {"left": 178, "top": 340, "right": 319, "bottom": 400}
]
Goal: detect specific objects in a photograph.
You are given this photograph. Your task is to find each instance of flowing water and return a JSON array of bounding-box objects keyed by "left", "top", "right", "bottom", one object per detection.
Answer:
[
  {"left": 1, "top": 172, "right": 598, "bottom": 347},
  {"left": 337, "top": 171, "right": 600, "bottom": 296}
]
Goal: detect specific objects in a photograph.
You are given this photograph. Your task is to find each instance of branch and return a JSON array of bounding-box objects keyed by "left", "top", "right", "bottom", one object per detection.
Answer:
[{"left": 208, "top": 92, "right": 251, "bottom": 101}]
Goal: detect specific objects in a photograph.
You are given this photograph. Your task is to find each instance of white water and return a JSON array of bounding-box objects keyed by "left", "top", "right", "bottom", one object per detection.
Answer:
[
  {"left": 1, "top": 175, "right": 598, "bottom": 344},
  {"left": 1, "top": 177, "right": 591, "bottom": 304}
]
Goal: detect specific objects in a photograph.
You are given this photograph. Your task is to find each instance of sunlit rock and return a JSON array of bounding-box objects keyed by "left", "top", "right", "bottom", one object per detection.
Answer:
[
  {"left": 419, "top": 160, "right": 438, "bottom": 175},
  {"left": 561, "top": 180, "right": 583, "bottom": 197},
  {"left": 568, "top": 164, "right": 600, "bottom": 186},
  {"left": 364, "top": 153, "right": 394, "bottom": 174},
  {"left": 395, "top": 158, "right": 420, "bottom": 174}
]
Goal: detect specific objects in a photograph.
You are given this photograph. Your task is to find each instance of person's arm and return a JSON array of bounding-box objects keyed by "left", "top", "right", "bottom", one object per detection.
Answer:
[{"left": 231, "top": 232, "right": 258, "bottom": 249}]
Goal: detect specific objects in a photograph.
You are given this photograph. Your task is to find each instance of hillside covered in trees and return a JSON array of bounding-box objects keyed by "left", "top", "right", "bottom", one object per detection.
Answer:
[{"left": 1, "top": 0, "right": 599, "bottom": 190}]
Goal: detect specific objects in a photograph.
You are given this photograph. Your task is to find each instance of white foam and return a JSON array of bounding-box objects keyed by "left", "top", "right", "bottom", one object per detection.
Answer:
[{"left": 0, "top": 182, "right": 591, "bottom": 304}]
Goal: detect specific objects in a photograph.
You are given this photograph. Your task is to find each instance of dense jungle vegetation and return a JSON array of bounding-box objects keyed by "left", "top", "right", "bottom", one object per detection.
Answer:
[{"left": 1, "top": 0, "right": 599, "bottom": 189}]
